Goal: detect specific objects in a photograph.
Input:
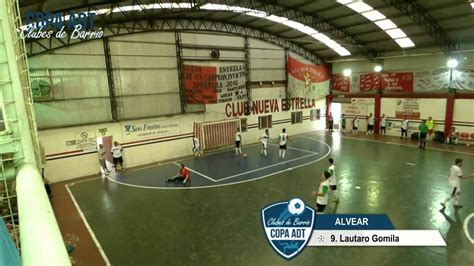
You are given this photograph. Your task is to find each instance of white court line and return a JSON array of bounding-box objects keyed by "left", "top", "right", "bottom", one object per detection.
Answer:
[
  {"left": 216, "top": 153, "right": 318, "bottom": 182},
  {"left": 68, "top": 177, "right": 101, "bottom": 186},
  {"left": 464, "top": 213, "right": 474, "bottom": 244},
  {"left": 65, "top": 184, "right": 111, "bottom": 265},
  {"left": 323, "top": 134, "right": 474, "bottom": 155},
  {"left": 172, "top": 162, "right": 217, "bottom": 182},
  {"left": 268, "top": 143, "right": 317, "bottom": 154},
  {"left": 101, "top": 135, "right": 332, "bottom": 190},
  {"left": 406, "top": 163, "right": 416, "bottom": 166}
]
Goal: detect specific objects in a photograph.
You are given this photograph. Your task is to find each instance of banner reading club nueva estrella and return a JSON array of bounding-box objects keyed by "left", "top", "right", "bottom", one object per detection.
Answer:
[
  {"left": 183, "top": 64, "right": 247, "bottom": 104},
  {"left": 287, "top": 56, "right": 330, "bottom": 99}
]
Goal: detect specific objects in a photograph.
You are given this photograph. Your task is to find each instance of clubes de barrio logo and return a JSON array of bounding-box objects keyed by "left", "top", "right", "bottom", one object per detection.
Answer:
[
  {"left": 19, "top": 11, "right": 103, "bottom": 40},
  {"left": 261, "top": 198, "right": 315, "bottom": 259}
]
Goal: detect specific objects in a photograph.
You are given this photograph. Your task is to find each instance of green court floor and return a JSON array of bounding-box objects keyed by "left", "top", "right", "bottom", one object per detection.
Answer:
[{"left": 68, "top": 132, "right": 474, "bottom": 266}]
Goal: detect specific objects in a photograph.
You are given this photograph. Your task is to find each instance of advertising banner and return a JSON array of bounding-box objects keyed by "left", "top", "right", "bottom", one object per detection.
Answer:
[
  {"left": 395, "top": 99, "right": 420, "bottom": 119},
  {"left": 287, "top": 56, "right": 330, "bottom": 99},
  {"left": 331, "top": 74, "right": 350, "bottom": 92},
  {"left": 183, "top": 64, "right": 247, "bottom": 104}
]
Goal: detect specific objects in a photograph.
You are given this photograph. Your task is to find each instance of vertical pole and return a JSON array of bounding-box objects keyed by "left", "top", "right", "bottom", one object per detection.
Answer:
[
  {"left": 284, "top": 48, "right": 289, "bottom": 99},
  {"left": 244, "top": 37, "right": 252, "bottom": 115},
  {"left": 444, "top": 93, "right": 455, "bottom": 139},
  {"left": 103, "top": 37, "right": 118, "bottom": 121},
  {"left": 175, "top": 31, "right": 186, "bottom": 114},
  {"left": 374, "top": 94, "right": 381, "bottom": 134},
  {"left": 325, "top": 95, "right": 331, "bottom": 126}
]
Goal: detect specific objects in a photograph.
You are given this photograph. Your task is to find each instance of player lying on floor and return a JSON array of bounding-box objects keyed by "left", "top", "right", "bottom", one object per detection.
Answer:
[{"left": 167, "top": 164, "right": 190, "bottom": 185}]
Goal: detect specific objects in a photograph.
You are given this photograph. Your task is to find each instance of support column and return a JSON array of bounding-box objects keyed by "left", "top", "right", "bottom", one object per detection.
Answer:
[
  {"left": 325, "top": 95, "right": 331, "bottom": 126},
  {"left": 175, "top": 32, "right": 186, "bottom": 114},
  {"left": 244, "top": 37, "right": 252, "bottom": 115},
  {"left": 374, "top": 94, "right": 381, "bottom": 134},
  {"left": 103, "top": 37, "right": 118, "bottom": 121},
  {"left": 444, "top": 93, "right": 455, "bottom": 138},
  {"left": 284, "top": 48, "right": 289, "bottom": 99}
]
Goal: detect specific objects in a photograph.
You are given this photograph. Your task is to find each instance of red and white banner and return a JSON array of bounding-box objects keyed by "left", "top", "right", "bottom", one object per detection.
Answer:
[
  {"left": 453, "top": 69, "right": 474, "bottom": 91},
  {"left": 331, "top": 74, "right": 350, "bottom": 92},
  {"left": 414, "top": 69, "right": 450, "bottom": 91},
  {"left": 360, "top": 73, "right": 380, "bottom": 91},
  {"left": 381, "top": 72, "right": 413, "bottom": 92},
  {"left": 287, "top": 56, "right": 330, "bottom": 99},
  {"left": 183, "top": 64, "right": 247, "bottom": 104}
]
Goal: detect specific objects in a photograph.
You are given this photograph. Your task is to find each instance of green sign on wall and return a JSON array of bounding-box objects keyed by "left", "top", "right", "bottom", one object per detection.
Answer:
[{"left": 31, "top": 79, "right": 51, "bottom": 100}]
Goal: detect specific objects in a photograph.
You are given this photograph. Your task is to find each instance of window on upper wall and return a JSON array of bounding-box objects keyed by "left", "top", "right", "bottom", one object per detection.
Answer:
[
  {"left": 291, "top": 111, "right": 303, "bottom": 124},
  {"left": 240, "top": 118, "right": 248, "bottom": 132},
  {"left": 258, "top": 115, "right": 272, "bottom": 129},
  {"left": 310, "top": 109, "right": 321, "bottom": 121}
]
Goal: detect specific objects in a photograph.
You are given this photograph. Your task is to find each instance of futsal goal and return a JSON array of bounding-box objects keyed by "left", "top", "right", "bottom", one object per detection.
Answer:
[{"left": 193, "top": 119, "right": 241, "bottom": 152}]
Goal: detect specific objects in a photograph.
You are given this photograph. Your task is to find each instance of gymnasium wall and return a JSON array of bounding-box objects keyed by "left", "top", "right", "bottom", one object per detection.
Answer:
[
  {"left": 28, "top": 41, "right": 111, "bottom": 128},
  {"left": 453, "top": 99, "right": 474, "bottom": 133},
  {"left": 332, "top": 52, "right": 474, "bottom": 136},
  {"left": 39, "top": 86, "right": 326, "bottom": 183},
  {"left": 332, "top": 51, "right": 474, "bottom": 73},
  {"left": 28, "top": 32, "right": 289, "bottom": 130}
]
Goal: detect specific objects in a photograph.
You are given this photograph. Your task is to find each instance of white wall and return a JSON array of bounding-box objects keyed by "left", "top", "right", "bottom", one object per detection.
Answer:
[
  {"left": 40, "top": 87, "right": 326, "bottom": 183},
  {"left": 380, "top": 98, "right": 446, "bottom": 136},
  {"left": 453, "top": 99, "right": 474, "bottom": 134}
]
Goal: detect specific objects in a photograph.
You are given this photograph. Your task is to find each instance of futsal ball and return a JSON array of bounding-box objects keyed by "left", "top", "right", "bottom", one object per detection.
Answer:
[
  {"left": 288, "top": 198, "right": 305, "bottom": 215},
  {"left": 243, "top": 153, "right": 248, "bottom": 158}
]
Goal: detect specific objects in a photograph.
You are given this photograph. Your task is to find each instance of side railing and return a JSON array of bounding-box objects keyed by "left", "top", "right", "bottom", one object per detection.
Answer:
[{"left": 1, "top": 0, "right": 71, "bottom": 264}]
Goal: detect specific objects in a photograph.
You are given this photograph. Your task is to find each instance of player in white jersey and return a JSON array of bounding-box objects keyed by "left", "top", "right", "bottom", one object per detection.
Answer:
[
  {"left": 260, "top": 129, "right": 270, "bottom": 156},
  {"left": 352, "top": 116, "right": 359, "bottom": 135},
  {"left": 313, "top": 170, "right": 331, "bottom": 213},
  {"left": 380, "top": 114, "right": 387, "bottom": 135},
  {"left": 111, "top": 141, "right": 125, "bottom": 171},
  {"left": 192, "top": 136, "right": 201, "bottom": 158},
  {"left": 278, "top": 128, "right": 288, "bottom": 159},
  {"left": 328, "top": 158, "right": 339, "bottom": 202},
  {"left": 235, "top": 128, "right": 242, "bottom": 155},
  {"left": 440, "top": 158, "right": 473, "bottom": 209},
  {"left": 367, "top": 113, "right": 374, "bottom": 135}
]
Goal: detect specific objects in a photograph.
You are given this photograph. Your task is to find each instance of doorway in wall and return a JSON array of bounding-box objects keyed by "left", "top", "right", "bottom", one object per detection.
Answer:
[
  {"left": 96, "top": 136, "right": 113, "bottom": 175},
  {"left": 331, "top": 103, "right": 342, "bottom": 130}
]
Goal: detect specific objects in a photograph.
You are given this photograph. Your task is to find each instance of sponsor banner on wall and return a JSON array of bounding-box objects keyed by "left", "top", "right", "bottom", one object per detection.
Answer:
[
  {"left": 395, "top": 99, "right": 420, "bottom": 119},
  {"left": 122, "top": 120, "right": 181, "bottom": 140},
  {"left": 351, "top": 98, "right": 375, "bottom": 104},
  {"left": 360, "top": 73, "right": 380, "bottom": 91},
  {"left": 381, "top": 72, "right": 413, "bottom": 92},
  {"left": 414, "top": 68, "right": 450, "bottom": 91},
  {"left": 65, "top": 131, "right": 97, "bottom": 152},
  {"left": 342, "top": 103, "right": 367, "bottom": 117},
  {"left": 452, "top": 69, "right": 474, "bottom": 91},
  {"left": 331, "top": 74, "right": 350, "bottom": 92},
  {"left": 183, "top": 64, "right": 247, "bottom": 104},
  {"left": 287, "top": 56, "right": 330, "bottom": 99}
]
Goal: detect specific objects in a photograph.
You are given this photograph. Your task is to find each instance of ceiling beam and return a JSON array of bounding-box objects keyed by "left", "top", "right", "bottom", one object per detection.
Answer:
[
  {"left": 25, "top": 19, "right": 325, "bottom": 64},
  {"left": 382, "top": 0, "right": 457, "bottom": 53},
  {"left": 237, "top": 0, "right": 378, "bottom": 57}
]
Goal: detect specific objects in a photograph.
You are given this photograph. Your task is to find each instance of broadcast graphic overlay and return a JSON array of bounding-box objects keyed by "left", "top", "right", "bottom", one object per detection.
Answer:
[{"left": 262, "top": 199, "right": 446, "bottom": 260}]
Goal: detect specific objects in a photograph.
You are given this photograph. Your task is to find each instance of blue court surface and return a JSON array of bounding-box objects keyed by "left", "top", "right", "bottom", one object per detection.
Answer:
[{"left": 107, "top": 135, "right": 331, "bottom": 189}]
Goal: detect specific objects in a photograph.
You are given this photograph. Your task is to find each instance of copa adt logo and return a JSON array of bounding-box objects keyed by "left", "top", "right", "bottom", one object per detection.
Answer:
[{"left": 261, "top": 198, "right": 315, "bottom": 259}]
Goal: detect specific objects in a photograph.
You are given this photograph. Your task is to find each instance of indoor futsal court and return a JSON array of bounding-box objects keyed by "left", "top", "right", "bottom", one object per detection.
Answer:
[{"left": 1, "top": 0, "right": 474, "bottom": 266}]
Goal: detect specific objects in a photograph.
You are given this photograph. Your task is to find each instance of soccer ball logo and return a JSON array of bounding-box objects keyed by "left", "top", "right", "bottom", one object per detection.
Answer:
[{"left": 288, "top": 198, "right": 305, "bottom": 215}]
